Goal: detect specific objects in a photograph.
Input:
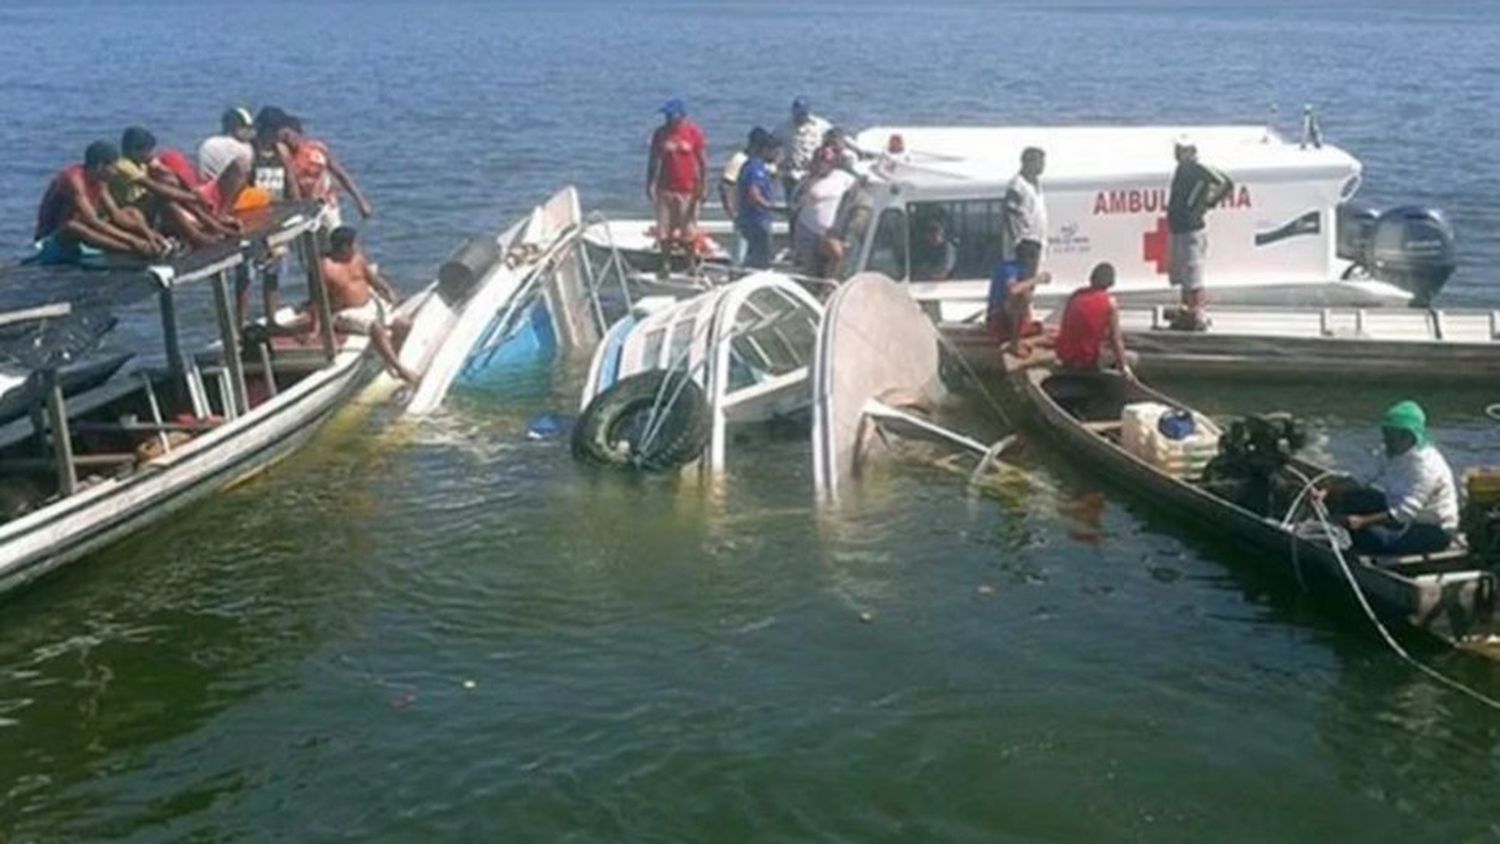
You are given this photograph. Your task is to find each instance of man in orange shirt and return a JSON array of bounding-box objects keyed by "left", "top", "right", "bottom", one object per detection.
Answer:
[
  {"left": 281, "top": 116, "right": 373, "bottom": 229},
  {"left": 646, "top": 98, "right": 707, "bottom": 275}
]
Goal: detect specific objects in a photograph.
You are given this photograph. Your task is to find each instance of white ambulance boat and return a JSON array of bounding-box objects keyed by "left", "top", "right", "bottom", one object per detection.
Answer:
[{"left": 841, "top": 124, "right": 1455, "bottom": 322}]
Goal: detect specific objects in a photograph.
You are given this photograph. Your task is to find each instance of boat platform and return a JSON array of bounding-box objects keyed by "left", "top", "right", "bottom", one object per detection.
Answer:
[{"left": 943, "top": 305, "right": 1500, "bottom": 383}]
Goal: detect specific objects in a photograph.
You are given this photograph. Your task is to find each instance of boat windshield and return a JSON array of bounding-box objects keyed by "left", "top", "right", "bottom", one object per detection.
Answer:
[{"left": 726, "top": 286, "right": 819, "bottom": 393}]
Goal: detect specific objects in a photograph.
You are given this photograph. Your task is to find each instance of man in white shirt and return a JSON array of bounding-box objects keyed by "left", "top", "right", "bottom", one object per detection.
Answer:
[
  {"left": 791, "top": 147, "right": 856, "bottom": 277},
  {"left": 996, "top": 147, "right": 1050, "bottom": 355},
  {"left": 777, "top": 97, "right": 832, "bottom": 202},
  {"left": 1331, "top": 400, "right": 1460, "bottom": 556},
  {"left": 197, "top": 107, "right": 255, "bottom": 209}
]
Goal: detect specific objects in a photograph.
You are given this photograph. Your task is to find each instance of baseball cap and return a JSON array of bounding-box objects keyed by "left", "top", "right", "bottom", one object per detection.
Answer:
[{"left": 660, "top": 98, "right": 686, "bottom": 118}]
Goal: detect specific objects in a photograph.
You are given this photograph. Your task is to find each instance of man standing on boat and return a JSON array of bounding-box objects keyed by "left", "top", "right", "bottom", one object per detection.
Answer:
[
  {"left": 720, "top": 127, "right": 771, "bottom": 266},
  {"left": 646, "top": 98, "right": 708, "bottom": 276},
  {"left": 993, "top": 146, "right": 1050, "bottom": 356},
  {"left": 735, "top": 132, "right": 781, "bottom": 270},
  {"left": 1054, "top": 262, "right": 1133, "bottom": 380},
  {"left": 1324, "top": 400, "right": 1459, "bottom": 556},
  {"left": 777, "top": 97, "right": 831, "bottom": 203},
  {"left": 1166, "top": 138, "right": 1233, "bottom": 331}
]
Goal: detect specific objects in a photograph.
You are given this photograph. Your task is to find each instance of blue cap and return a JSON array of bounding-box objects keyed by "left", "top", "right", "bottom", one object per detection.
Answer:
[
  {"left": 792, "top": 96, "right": 811, "bottom": 114},
  {"left": 660, "top": 98, "right": 686, "bottom": 118}
]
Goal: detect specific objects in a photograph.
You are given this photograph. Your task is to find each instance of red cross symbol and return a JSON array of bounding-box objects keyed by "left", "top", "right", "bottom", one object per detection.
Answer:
[{"left": 1142, "top": 216, "right": 1171, "bottom": 274}]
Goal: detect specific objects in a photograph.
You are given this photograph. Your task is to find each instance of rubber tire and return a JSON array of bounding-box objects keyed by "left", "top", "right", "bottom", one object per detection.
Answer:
[{"left": 572, "top": 370, "right": 711, "bottom": 472}]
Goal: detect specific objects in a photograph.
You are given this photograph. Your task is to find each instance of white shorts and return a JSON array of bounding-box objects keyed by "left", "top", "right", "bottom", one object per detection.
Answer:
[
  {"left": 333, "top": 297, "right": 391, "bottom": 334},
  {"left": 1169, "top": 230, "right": 1207, "bottom": 290}
]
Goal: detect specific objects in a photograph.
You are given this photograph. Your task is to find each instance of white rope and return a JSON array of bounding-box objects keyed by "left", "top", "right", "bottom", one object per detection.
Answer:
[
  {"left": 1484, "top": 402, "right": 1500, "bottom": 423},
  {"left": 1284, "top": 472, "right": 1500, "bottom": 711}
]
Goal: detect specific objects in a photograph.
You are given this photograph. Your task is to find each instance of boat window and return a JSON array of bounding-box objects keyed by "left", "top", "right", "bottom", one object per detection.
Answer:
[
  {"left": 726, "top": 287, "right": 818, "bottom": 392},
  {"left": 865, "top": 209, "right": 908, "bottom": 280},
  {"left": 905, "top": 200, "right": 1007, "bottom": 280},
  {"left": 641, "top": 328, "right": 666, "bottom": 368},
  {"left": 668, "top": 318, "right": 696, "bottom": 367}
]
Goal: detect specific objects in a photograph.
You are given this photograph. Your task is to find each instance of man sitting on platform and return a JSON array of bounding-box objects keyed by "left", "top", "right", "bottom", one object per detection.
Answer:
[
  {"left": 34, "top": 141, "right": 168, "bottom": 262},
  {"left": 317, "top": 226, "right": 419, "bottom": 385},
  {"left": 1326, "top": 400, "right": 1459, "bottom": 556}
]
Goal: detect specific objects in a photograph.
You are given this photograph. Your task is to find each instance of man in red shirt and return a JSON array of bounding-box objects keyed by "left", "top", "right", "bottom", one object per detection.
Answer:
[
  {"left": 646, "top": 98, "right": 707, "bottom": 275},
  {"left": 1054, "top": 262, "right": 1133, "bottom": 380}
]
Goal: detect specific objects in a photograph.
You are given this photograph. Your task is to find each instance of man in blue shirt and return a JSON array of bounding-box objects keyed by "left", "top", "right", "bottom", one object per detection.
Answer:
[{"left": 735, "top": 133, "right": 781, "bottom": 269}]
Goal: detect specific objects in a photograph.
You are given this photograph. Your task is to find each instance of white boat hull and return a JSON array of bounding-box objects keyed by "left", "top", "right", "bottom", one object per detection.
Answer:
[{"left": 0, "top": 347, "right": 377, "bottom": 594}]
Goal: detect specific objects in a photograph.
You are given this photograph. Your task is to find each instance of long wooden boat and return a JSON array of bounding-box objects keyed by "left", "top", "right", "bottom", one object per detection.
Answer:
[
  {"left": 995, "top": 351, "right": 1500, "bottom": 657},
  {"left": 0, "top": 203, "right": 376, "bottom": 594}
]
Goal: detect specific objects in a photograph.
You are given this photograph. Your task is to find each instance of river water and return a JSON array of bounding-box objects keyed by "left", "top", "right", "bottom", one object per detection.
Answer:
[{"left": 3, "top": 1, "right": 1500, "bottom": 841}]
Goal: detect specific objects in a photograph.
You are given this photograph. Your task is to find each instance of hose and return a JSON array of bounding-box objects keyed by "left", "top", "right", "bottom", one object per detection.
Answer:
[{"left": 1283, "top": 472, "right": 1500, "bottom": 711}]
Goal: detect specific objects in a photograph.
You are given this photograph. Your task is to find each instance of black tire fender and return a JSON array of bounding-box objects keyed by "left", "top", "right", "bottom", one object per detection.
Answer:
[{"left": 572, "top": 370, "right": 711, "bottom": 472}]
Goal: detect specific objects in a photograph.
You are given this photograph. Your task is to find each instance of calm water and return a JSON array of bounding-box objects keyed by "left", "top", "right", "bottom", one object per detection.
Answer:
[{"left": 3, "top": 2, "right": 1500, "bottom": 841}]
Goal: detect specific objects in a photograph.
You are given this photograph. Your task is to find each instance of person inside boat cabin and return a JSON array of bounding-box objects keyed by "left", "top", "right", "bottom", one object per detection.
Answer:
[
  {"left": 113, "top": 127, "right": 239, "bottom": 249},
  {"left": 33, "top": 141, "right": 168, "bottom": 261},
  {"left": 1054, "top": 262, "right": 1133, "bottom": 380},
  {"left": 197, "top": 107, "right": 255, "bottom": 211},
  {"left": 1323, "top": 400, "right": 1460, "bottom": 556},
  {"left": 646, "top": 97, "right": 708, "bottom": 276},
  {"left": 280, "top": 115, "right": 373, "bottom": 228},
  {"left": 1166, "top": 137, "right": 1232, "bottom": 332},
  {"left": 909, "top": 213, "right": 958, "bottom": 281},
  {"left": 317, "top": 226, "right": 419, "bottom": 385},
  {"left": 735, "top": 131, "right": 781, "bottom": 270}
]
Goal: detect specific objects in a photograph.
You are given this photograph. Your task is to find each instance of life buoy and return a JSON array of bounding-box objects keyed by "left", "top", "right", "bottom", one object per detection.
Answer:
[{"left": 572, "top": 370, "right": 711, "bottom": 471}]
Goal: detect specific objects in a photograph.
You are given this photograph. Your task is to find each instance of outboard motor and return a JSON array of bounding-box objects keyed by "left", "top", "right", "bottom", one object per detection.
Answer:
[{"left": 1337, "top": 203, "right": 1457, "bottom": 306}]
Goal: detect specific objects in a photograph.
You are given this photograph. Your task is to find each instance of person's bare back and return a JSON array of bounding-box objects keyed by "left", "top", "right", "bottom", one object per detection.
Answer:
[{"left": 321, "top": 249, "right": 376, "bottom": 312}]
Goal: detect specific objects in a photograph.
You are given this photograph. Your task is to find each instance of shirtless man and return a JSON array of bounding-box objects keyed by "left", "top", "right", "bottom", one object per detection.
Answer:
[
  {"left": 318, "top": 226, "right": 418, "bottom": 385},
  {"left": 34, "top": 141, "right": 167, "bottom": 260}
]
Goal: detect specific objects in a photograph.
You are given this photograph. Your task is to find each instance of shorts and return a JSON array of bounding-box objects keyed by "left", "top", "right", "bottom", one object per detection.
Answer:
[
  {"left": 1012, "top": 239, "right": 1042, "bottom": 281},
  {"left": 654, "top": 190, "right": 696, "bottom": 242},
  {"left": 1169, "top": 229, "right": 1206, "bottom": 290},
  {"left": 333, "top": 297, "right": 392, "bottom": 334}
]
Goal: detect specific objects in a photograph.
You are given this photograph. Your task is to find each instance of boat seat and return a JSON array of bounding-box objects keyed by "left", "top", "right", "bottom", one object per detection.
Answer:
[{"left": 1360, "top": 545, "right": 1477, "bottom": 576}]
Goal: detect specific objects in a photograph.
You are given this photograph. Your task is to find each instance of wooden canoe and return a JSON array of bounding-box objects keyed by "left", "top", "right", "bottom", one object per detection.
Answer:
[{"left": 994, "top": 351, "right": 1500, "bottom": 657}]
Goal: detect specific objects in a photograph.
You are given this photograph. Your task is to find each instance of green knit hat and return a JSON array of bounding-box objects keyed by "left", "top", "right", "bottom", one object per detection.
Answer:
[{"left": 1381, "top": 400, "right": 1429, "bottom": 446}]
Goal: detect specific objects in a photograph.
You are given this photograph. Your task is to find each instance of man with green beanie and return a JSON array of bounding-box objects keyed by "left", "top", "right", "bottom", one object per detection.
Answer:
[{"left": 1333, "top": 400, "right": 1459, "bottom": 556}]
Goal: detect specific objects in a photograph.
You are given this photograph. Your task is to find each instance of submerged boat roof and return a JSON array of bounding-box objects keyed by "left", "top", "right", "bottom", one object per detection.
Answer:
[{"left": 855, "top": 125, "right": 1361, "bottom": 188}]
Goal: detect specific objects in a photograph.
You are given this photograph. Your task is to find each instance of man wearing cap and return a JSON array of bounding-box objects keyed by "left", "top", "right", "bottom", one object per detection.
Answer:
[
  {"left": 198, "top": 107, "right": 255, "bottom": 208},
  {"left": 735, "top": 132, "right": 781, "bottom": 270},
  {"left": 1166, "top": 138, "right": 1233, "bottom": 330},
  {"left": 1327, "top": 400, "right": 1460, "bottom": 556},
  {"left": 647, "top": 98, "right": 708, "bottom": 275},
  {"left": 777, "top": 97, "right": 831, "bottom": 202},
  {"left": 720, "top": 127, "right": 771, "bottom": 266}
]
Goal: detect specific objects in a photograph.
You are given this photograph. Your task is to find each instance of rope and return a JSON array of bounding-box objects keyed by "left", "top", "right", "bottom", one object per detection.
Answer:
[
  {"left": 1284, "top": 472, "right": 1500, "bottom": 711},
  {"left": 1485, "top": 403, "right": 1500, "bottom": 423}
]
